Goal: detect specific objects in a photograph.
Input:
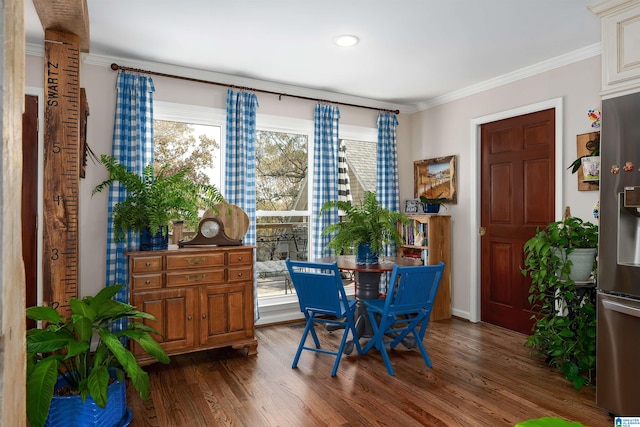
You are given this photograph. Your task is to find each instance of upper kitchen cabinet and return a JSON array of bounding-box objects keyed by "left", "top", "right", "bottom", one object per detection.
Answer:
[{"left": 590, "top": 0, "right": 640, "bottom": 97}]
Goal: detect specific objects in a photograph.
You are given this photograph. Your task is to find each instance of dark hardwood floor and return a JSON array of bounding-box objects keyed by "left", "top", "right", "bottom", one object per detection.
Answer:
[{"left": 127, "top": 318, "right": 612, "bottom": 427}]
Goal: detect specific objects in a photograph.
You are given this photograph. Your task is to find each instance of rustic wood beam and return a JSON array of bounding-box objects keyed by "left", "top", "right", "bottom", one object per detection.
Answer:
[{"left": 32, "top": 0, "right": 90, "bottom": 52}]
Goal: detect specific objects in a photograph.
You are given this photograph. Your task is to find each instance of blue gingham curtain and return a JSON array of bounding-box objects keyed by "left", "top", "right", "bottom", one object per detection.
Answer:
[
  {"left": 224, "top": 89, "right": 259, "bottom": 319},
  {"left": 376, "top": 113, "right": 400, "bottom": 257},
  {"left": 311, "top": 104, "right": 341, "bottom": 261},
  {"left": 105, "top": 72, "right": 155, "bottom": 330}
]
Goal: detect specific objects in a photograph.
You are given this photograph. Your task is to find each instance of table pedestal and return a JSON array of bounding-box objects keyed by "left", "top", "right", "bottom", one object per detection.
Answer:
[{"left": 354, "top": 272, "right": 381, "bottom": 338}]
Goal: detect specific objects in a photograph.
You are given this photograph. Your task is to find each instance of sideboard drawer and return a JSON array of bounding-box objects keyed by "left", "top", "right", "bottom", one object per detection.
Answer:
[
  {"left": 166, "top": 252, "right": 225, "bottom": 270},
  {"left": 131, "top": 274, "right": 163, "bottom": 290},
  {"left": 166, "top": 269, "right": 225, "bottom": 287},
  {"left": 228, "top": 250, "right": 253, "bottom": 266},
  {"left": 227, "top": 265, "right": 253, "bottom": 283},
  {"left": 131, "top": 256, "right": 163, "bottom": 274}
]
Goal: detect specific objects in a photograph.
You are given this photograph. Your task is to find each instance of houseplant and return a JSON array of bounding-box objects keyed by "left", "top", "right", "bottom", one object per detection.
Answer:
[
  {"left": 92, "top": 155, "right": 225, "bottom": 250},
  {"left": 26, "top": 284, "right": 170, "bottom": 427},
  {"left": 320, "top": 191, "right": 409, "bottom": 263},
  {"left": 419, "top": 193, "right": 447, "bottom": 214},
  {"left": 521, "top": 216, "right": 598, "bottom": 389}
]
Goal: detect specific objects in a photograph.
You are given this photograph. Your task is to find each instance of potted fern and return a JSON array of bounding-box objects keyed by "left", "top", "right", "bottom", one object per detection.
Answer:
[
  {"left": 320, "top": 191, "right": 409, "bottom": 263},
  {"left": 93, "top": 155, "right": 225, "bottom": 250},
  {"left": 26, "top": 284, "right": 170, "bottom": 427}
]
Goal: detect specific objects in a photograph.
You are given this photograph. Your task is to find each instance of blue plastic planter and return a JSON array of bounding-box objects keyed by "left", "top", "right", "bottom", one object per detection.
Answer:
[{"left": 45, "top": 370, "right": 130, "bottom": 427}]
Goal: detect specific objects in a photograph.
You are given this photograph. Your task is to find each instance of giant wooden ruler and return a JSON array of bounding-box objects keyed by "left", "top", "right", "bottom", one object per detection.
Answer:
[{"left": 42, "top": 29, "right": 80, "bottom": 316}]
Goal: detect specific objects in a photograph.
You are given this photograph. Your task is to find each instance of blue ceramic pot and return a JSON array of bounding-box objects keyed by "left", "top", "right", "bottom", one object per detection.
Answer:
[
  {"left": 140, "top": 226, "right": 169, "bottom": 251},
  {"left": 356, "top": 242, "right": 379, "bottom": 264},
  {"left": 423, "top": 204, "right": 441, "bottom": 214}
]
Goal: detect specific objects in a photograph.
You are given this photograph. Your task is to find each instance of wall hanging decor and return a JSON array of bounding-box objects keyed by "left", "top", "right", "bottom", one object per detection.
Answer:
[{"left": 414, "top": 155, "right": 457, "bottom": 204}]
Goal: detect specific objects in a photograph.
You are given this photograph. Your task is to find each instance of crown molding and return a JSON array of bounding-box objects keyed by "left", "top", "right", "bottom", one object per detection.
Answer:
[
  {"left": 588, "top": 0, "right": 637, "bottom": 16},
  {"left": 27, "top": 42, "right": 409, "bottom": 115},
  {"left": 26, "top": 42, "right": 601, "bottom": 116},
  {"left": 412, "top": 43, "right": 602, "bottom": 112}
]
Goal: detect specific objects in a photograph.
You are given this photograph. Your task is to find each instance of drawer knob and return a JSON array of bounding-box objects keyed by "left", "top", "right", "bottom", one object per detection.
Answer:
[
  {"left": 187, "top": 315, "right": 193, "bottom": 320},
  {"left": 238, "top": 256, "right": 243, "bottom": 261},
  {"left": 145, "top": 262, "right": 151, "bottom": 267},
  {"left": 202, "top": 314, "right": 207, "bottom": 320},
  {"left": 145, "top": 280, "right": 151, "bottom": 285},
  {"left": 237, "top": 272, "right": 243, "bottom": 277}
]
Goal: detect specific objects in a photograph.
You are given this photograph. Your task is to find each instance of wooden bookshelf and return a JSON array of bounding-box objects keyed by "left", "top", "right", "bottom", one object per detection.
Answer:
[{"left": 398, "top": 214, "right": 451, "bottom": 320}]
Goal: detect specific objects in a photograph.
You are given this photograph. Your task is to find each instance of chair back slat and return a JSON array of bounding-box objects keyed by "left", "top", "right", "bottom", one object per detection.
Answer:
[
  {"left": 385, "top": 263, "right": 444, "bottom": 315},
  {"left": 285, "top": 260, "right": 347, "bottom": 316}
]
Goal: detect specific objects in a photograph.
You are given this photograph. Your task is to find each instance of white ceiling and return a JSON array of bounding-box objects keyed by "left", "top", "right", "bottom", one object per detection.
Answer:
[{"left": 25, "top": 0, "right": 602, "bottom": 112}]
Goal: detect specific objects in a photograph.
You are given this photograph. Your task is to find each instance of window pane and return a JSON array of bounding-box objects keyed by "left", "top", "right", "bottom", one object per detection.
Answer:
[
  {"left": 154, "top": 120, "right": 222, "bottom": 189},
  {"left": 341, "top": 139, "right": 376, "bottom": 205},
  {"left": 256, "top": 131, "right": 308, "bottom": 211}
]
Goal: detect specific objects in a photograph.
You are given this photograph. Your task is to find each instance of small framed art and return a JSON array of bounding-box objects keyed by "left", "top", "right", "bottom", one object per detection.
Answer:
[{"left": 404, "top": 199, "right": 421, "bottom": 214}]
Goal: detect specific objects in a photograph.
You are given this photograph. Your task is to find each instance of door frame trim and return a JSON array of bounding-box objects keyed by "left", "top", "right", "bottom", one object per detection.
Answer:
[
  {"left": 25, "top": 86, "right": 45, "bottom": 306},
  {"left": 468, "top": 97, "right": 563, "bottom": 323}
]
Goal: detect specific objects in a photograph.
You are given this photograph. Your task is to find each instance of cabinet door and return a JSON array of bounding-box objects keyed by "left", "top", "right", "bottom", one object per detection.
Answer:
[
  {"left": 199, "top": 283, "right": 253, "bottom": 345},
  {"left": 131, "top": 287, "right": 197, "bottom": 356}
]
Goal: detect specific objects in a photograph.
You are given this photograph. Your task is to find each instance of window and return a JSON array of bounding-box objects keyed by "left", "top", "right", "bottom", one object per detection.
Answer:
[
  {"left": 154, "top": 102, "right": 224, "bottom": 240},
  {"left": 340, "top": 138, "right": 377, "bottom": 205},
  {"left": 254, "top": 117, "right": 312, "bottom": 301}
]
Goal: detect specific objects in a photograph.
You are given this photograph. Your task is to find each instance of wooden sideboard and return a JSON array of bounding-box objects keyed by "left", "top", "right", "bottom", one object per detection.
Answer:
[{"left": 128, "top": 246, "right": 257, "bottom": 365}]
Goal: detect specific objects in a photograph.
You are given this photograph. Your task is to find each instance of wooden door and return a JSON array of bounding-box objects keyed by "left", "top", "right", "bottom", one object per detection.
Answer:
[
  {"left": 480, "top": 109, "right": 555, "bottom": 334},
  {"left": 22, "top": 94, "right": 38, "bottom": 327}
]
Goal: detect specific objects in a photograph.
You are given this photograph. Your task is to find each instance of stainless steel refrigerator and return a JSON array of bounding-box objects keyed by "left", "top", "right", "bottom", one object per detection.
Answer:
[{"left": 598, "top": 91, "right": 640, "bottom": 416}]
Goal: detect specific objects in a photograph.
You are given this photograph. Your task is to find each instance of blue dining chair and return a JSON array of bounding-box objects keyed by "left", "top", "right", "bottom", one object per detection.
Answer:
[
  {"left": 285, "top": 259, "right": 362, "bottom": 376},
  {"left": 361, "top": 262, "right": 445, "bottom": 376}
]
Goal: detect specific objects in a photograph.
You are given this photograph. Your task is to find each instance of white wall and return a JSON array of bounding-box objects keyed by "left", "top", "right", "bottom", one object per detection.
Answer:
[
  {"left": 25, "top": 54, "right": 383, "bottom": 298},
  {"left": 403, "top": 55, "right": 602, "bottom": 321}
]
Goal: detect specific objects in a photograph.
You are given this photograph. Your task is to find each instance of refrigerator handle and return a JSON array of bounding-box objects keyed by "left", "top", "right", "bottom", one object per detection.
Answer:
[{"left": 602, "top": 299, "right": 640, "bottom": 318}]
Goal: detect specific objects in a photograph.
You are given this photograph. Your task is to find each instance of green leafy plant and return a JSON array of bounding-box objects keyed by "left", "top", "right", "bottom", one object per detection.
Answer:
[
  {"left": 92, "top": 155, "right": 225, "bottom": 242},
  {"left": 419, "top": 193, "right": 447, "bottom": 208},
  {"left": 26, "top": 284, "right": 170, "bottom": 427},
  {"left": 521, "top": 216, "right": 598, "bottom": 389},
  {"left": 320, "top": 191, "right": 409, "bottom": 256}
]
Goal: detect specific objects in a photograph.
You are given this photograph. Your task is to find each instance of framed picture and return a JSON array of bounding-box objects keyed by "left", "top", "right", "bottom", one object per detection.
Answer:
[
  {"left": 414, "top": 155, "right": 457, "bottom": 204},
  {"left": 404, "top": 199, "right": 421, "bottom": 214}
]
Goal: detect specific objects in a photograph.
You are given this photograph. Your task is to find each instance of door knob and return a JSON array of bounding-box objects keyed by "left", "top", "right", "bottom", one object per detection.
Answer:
[{"left": 479, "top": 227, "right": 486, "bottom": 236}]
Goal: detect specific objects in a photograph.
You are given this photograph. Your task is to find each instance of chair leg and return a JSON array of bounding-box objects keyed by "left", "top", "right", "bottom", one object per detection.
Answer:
[{"left": 292, "top": 317, "right": 319, "bottom": 369}]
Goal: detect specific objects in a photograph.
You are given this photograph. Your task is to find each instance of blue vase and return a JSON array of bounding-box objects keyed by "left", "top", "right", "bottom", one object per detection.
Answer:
[
  {"left": 45, "top": 370, "right": 131, "bottom": 427},
  {"left": 356, "top": 242, "right": 379, "bottom": 264},
  {"left": 140, "top": 226, "right": 169, "bottom": 251}
]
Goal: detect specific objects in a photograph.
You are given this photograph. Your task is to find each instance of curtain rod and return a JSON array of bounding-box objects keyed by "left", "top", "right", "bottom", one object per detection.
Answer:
[{"left": 110, "top": 63, "right": 400, "bottom": 115}]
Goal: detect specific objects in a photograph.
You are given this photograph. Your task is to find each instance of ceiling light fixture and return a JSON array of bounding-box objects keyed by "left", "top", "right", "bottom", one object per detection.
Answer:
[{"left": 333, "top": 34, "right": 359, "bottom": 47}]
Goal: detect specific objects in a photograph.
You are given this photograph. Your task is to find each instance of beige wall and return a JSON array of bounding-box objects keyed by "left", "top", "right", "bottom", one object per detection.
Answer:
[
  {"left": 404, "top": 55, "right": 602, "bottom": 320},
  {"left": 25, "top": 52, "right": 602, "bottom": 320}
]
